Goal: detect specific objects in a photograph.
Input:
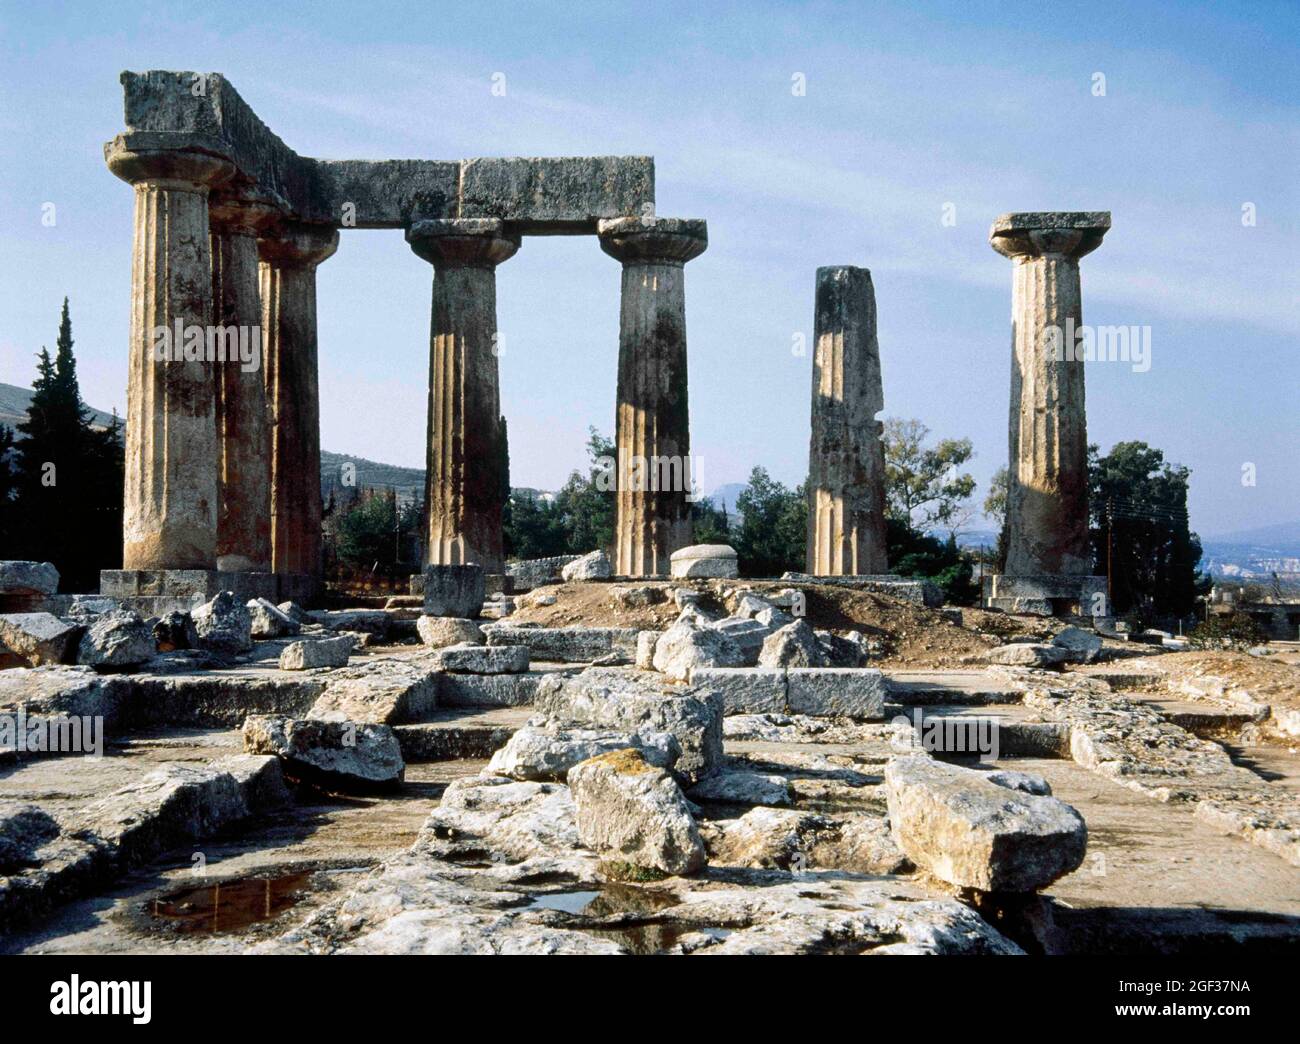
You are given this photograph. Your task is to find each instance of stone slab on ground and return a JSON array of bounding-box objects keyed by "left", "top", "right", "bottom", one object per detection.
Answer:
[
  {"left": 0, "top": 613, "right": 81, "bottom": 666},
  {"left": 535, "top": 667, "right": 723, "bottom": 783},
  {"left": 308, "top": 657, "right": 439, "bottom": 724},
  {"left": 243, "top": 714, "right": 404, "bottom": 790},
  {"left": 569, "top": 748, "right": 706, "bottom": 876},
  {"left": 437, "top": 670, "right": 551, "bottom": 708},
  {"left": 431, "top": 644, "right": 529, "bottom": 674},
  {"left": 279, "top": 635, "right": 355, "bottom": 670},
  {"left": 885, "top": 753, "right": 1088, "bottom": 892},
  {"left": 486, "top": 724, "right": 680, "bottom": 781},
  {"left": 485, "top": 625, "right": 639, "bottom": 663},
  {"left": 688, "top": 667, "right": 788, "bottom": 715},
  {"left": 787, "top": 668, "right": 887, "bottom": 719}
]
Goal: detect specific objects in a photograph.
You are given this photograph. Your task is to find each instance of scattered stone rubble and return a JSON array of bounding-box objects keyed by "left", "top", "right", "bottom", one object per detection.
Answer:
[{"left": 2, "top": 556, "right": 1297, "bottom": 954}]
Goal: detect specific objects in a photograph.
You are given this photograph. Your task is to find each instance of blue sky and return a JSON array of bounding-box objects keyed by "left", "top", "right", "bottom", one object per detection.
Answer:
[{"left": 1, "top": 0, "right": 1296, "bottom": 538}]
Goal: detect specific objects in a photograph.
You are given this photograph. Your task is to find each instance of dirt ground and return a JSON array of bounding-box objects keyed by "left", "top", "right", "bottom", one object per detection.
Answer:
[{"left": 1126, "top": 648, "right": 1300, "bottom": 718}]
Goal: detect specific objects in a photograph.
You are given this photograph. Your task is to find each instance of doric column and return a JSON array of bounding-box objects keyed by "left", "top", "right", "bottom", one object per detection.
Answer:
[
  {"left": 258, "top": 223, "right": 339, "bottom": 579},
  {"left": 598, "top": 217, "right": 707, "bottom": 577},
  {"left": 209, "top": 189, "right": 281, "bottom": 572},
  {"left": 806, "top": 266, "right": 889, "bottom": 576},
  {"left": 105, "top": 137, "right": 234, "bottom": 570},
  {"left": 406, "top": 218, "right": 520, "bottom": 575},
  {"left": 990, "top": 212, "right": 1110, "bottom": 576}
]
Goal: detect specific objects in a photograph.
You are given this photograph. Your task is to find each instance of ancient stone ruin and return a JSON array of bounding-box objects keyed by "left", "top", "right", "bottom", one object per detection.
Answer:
[
  {"left": 99, "top": 70, "right": 705, "bottom": 615},
  {"left": 0, "top": 73, "right": 1296, "bottom": 962}
]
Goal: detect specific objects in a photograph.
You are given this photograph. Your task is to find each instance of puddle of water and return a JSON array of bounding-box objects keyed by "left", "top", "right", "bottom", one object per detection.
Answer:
[
  {"left": 148, "top": 871, "right": 314, "bottom": 935},
  {"left": 584, "top": 922, "right": 733, "bottom": 955},
  {"left": 527, "top": 890, "right": 601, "bottom": 914}
]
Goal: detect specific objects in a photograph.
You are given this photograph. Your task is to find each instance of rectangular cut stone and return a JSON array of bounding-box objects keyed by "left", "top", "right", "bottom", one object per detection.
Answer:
[
  {"left": 459, "top": 157, "right": 654, "bottom": 232},
  {"left": 786, "top": 668, "right": 886, "bottom": 719},
  {"left": 120, "top": 73, "right": 653, "bottom": 229},
  {"left": 438, "top": 671, "right": 546, "bottom": 708},
  {"left": 432, "top": 644, "right": 529, "bottom": 674},
  {"left": 308, "top": 660, "right": 439, "bottom": 724},
  {"left": 780, "top": 573, "right": 943, "bottom": 608},
  {"left": 484, "top": 626, "right": 639, "bottom": 663},
  {"left": 689, "top": 667, "right": 788, "bottom": 715}
]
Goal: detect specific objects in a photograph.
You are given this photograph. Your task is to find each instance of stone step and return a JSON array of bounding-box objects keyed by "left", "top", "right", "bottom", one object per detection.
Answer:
[{"left": 393, "top": 707, "right": 530, "bottom": 761}]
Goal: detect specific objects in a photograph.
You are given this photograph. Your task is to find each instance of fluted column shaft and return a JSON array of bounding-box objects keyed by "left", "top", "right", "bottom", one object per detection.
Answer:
[
  {"left": 106, "top": 140, "right": 234, "bottom": 570},
  {"left": 407, "top": 219, "right": 519, "bottom": 575},
  {"left": 806, "top": 266, "right": 889, "bottom": 576},
  {"left": 991, "top": 212, "right": 1110, "bottom": 577},
  {"left": 258, "top": 224, "right": 338, "bottom": 578},
  {"left": 598, "top": 217, "right": 707, "bottom": 577},
  {"left": 210, "top": 192, "right": 279, "bottom": 572}
]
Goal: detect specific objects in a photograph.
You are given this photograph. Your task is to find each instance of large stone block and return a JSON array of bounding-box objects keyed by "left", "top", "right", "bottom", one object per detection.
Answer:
[
  {"left": 438, "top": 671, "right": 548, "bottom": 708},
  {"left": 485, "top": 625, "right": 639, "bottom": 663},
  {"left": 422, "top": 565, "right": 485, "bottom": 618},
  {"left": 0, "top": 613, "right": 81, "bottom": 667},
  {"left": 535, "top": 667, "right": 722, "bottom": 782},
  {"left": 569, "top": 748, "right": 705, "bottom": 876},
  {"left": 243, "top": 714, "right": 404, "bottom": 791},
  {"left": 670, "top": 544, "right": 738, "bottom": 579},
  {"left": 0, "top": 561, "right": 59, "bottom": 596},
  {"left": 885, "top": 754, "right": 1087, "bottom": 892},
  {"left": 431, "top": 644, "right": 529, "bottom": 674},
  {"left": 688, "top": 667, "right": 788, "bottom": 715},
  {"left": 786, "top": 668, "right": 886, "bottom": 719}
]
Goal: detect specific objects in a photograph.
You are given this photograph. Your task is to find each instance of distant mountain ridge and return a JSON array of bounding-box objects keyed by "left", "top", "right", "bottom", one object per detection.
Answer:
[{"left": 0, "top": 382, "right": 117, "bottom": 431}]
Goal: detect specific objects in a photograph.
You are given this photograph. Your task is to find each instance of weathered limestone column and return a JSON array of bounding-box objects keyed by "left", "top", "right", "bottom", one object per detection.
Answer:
[
  {"left": 806, "top": 266, "right": 889, "bottom": 576},
  {"left": 598, "top": 217, "right": 707, "bottom": 577},
  {"left": 406, "top": 219, "right": 520, "bottom": 575},
  {"left": 258, "top": 224, "right": 339, "bottom": 581},
  {"left": 990, "top": 212, "right": 1110, "bottom": 579},
  {"left": 209, "top": 190, "right": 280, "bottom": 572},
  {"left": 105, "top": 137, "right": 234, "bottom": 570}
]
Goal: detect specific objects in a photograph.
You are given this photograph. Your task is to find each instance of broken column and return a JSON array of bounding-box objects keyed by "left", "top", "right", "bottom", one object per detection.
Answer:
[
  {"left": 105, "top": 136, "right": 234, "bottom": 570},
  {"left": 805, "top": 266, "right": 889, "bottom": 576},
  {"left": 598, "top": 217, "right": 707, "bottom": 577},
  {"left": 209, "top": 189, "right": 280, "bottom": 573},
  {"left": 259, "top": 223, "right": 338, "bottom": 588},
  {"left": 987, "top": 212, "right": 1111, "bottom": 615},
  {"left": 407, "top": 219, "right": 519, "bottom": 575}
]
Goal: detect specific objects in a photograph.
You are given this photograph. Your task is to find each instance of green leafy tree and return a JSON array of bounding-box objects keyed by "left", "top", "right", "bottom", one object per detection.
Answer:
[
  {"left": 553, "top": 428, "right": 616, "bottom": 555},
  {"left": 733, "top": 467, "right": 805, "bottom": 577},
  {"left": 13, "top": 300, "right": 124, "bottom": 589},
  {"left": 1088, "top": 441, "right": 1208, "bottom": 618},
  {"left": 334, "top": 488, "right": 420, "bottom": 578},
  {"left": 882, "top": 417, "right": 976, "bottom": 533},
  {"left": 691, "top": 495, "right": 731, "bottom": 545},
  {"left": 983, "top": 466, "right": 1010, "bottom": 572}
]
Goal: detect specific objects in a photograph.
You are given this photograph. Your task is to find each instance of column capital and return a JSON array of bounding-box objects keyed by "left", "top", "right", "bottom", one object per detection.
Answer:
[
  {"left": 209, "top": 186, "right": 287, "bottom": 237},
  {"left": 104, "top": 134, "right": 235, "bottom": 193},
  {"left": 597, "top": 217, "right": 707, "bottom": 265},
  {"left": 989, "top": 211, "right": 1110, "bottom": 261},
  {"left": 258, "top": 222, "right": 339, "bottom": 268},
  {"left": 406, "top": 218, "right": 520, "bottom": 268}
]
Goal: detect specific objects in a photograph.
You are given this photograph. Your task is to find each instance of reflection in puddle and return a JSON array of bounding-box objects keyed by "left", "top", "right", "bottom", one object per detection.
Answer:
[
  {"left": 525, "top": 886, "right": 734, "bottom": 953},
  {"left": 527, "top": 890, "right": 602, "bottom": 914},
  {"left": 149, "top": 871, "right": 314, "bottom": 934}
]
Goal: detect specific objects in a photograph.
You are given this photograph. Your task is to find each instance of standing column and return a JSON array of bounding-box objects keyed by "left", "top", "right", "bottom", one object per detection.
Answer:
[
  {"left": 209, "top": 190, "right": 280, "bottom": 572},
  {"left": 598, "top": 217, "right": 707, "bottom": 577},
  {"left": 806, "top": 266, "right": 889, "bottom": 576},
  {"left": 990, "top": 211, "right": 1110, "bottom": 577},
  {"left": 258, "top": 223, "right": 339, "bottom": 581},
  {"left": 406, "top": 218, "right": 519, "bottom": 575},
  {"left": 105, "top": 137, "right": 234, "bottom": 570}
]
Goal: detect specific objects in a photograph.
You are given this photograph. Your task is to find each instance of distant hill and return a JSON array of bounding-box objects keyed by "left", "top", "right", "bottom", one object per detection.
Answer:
[{"left": 0, "top": 382, "right": 117, "bottom": 431}]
